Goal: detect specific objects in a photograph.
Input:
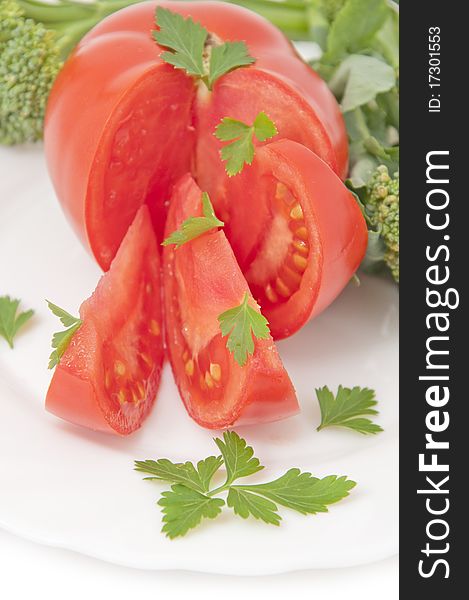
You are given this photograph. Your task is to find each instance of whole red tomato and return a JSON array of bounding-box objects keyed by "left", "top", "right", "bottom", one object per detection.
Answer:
[{"left": 44, "top": 1, "right": 348, "bottom": 272}]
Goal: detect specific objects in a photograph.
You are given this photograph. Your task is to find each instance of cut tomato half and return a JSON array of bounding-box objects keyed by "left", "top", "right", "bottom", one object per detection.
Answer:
[
  {"left": 163, "top": 174, "right": 299, "bottom": 429},
  {"left": 46, "top": 206, "right": 164, "bottom": 434},
  {"left": 211, "top": 140, "right": 368, "bottom": 339},
  {"left": 45, "top": 1, "right": 347, "bottom": 271}
]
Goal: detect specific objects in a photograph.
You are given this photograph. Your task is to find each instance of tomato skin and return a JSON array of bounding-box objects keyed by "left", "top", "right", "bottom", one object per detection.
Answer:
[
  {"left": 163, "top": 174, "right": 299, "bottom": 429},
  {"left": 216, "top": 140, "right": 368, "bottom": 340},
  {"left": 45, "top": 1, "right": 347, "bottom": 270},
  {"left": 46, "top": 206, "right": 164, "bottom": 435}
]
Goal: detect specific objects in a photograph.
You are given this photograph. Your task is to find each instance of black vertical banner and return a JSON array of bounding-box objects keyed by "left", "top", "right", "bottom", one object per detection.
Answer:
[{"left": 400, "top": 1, "right": 464, "bottom": 594}]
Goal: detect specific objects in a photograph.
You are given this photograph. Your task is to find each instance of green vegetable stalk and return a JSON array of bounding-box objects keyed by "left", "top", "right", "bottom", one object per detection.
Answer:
[{"left": 0, "top": 0, "right": 141, "bottom": 145}]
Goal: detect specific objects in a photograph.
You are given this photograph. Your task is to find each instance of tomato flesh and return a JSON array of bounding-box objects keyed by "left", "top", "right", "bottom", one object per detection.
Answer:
[
  {"left": 163, "top": 174, "right": 299, "bottom": 428},
  {"left": 211, "top": 140, "right": 368, "bottom": 339},
  {"left": 46, "top": 206, "right": 164, "bottom": 434}
]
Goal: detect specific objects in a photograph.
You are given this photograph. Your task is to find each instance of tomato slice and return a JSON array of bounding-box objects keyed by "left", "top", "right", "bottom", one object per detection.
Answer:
[
  {"left": 208, "top": 140, "right": 368, "bottom": 340},
  {"left": 46, "top": 206, "right": 164, "bottom": 434},
  {"left": 163, "top": 174, "right": 299, "bottom": 429}
]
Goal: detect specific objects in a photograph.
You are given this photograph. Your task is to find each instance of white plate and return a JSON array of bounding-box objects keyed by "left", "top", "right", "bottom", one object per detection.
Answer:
[{"left": 0, "top": 144, "right": 398, "bottom": 575}]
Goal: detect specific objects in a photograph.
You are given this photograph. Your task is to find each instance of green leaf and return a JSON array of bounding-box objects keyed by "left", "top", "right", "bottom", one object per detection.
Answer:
[
  {"left": 324, "top": 0, "right": 389, "bottom": 63},
  {"left": 329, "top": 54, "right": 396, "bottom": 113},
  {"left": 136, "top": 431, "right": 356, "bottom": 538},
  {"left": 135, "top": 456, "right": 223, "bottom": 494},
  {"left": 214, "top": 112, "right": 277, "bottom": 176},
  {"left": 158, "top": 484, "right": 225, "bottom": 539},
  {"left": 153, "top": 7, "right": 206, "bottom": 78},
  {"left": 0, "top": 296, "right": 34, "bottom": 349},
  {"left": 153, "top": 7, "right": 254, "bottom": 89},
  {"left": 252, "top": 111, "right": 278, "bottom": 141},
  {"left": 46, "top": 300, "right": 80, "bottom": 328},
  {"left": 235, "top": 470, "right": 356, "bottom": 515},
  {"left": 316, "top": 385, "right": 383, "bottom": 434},
  {"left": 227, "top": 487, "right": 281, "bottom": 526},
  {"left": 208, "top": 41, "right": 255, "bottom": 89},
  {"left": 162, "top": 192, "right": 224, "bottom": 248},
  {"left": 218, "top": 292, "right": 270, "bottom": 366},
  {"left": 214, "top": 431, "right": 264, "bottom": 484},
  {"left": 47, "top": 301, "right": 82, "bottom": 369}
]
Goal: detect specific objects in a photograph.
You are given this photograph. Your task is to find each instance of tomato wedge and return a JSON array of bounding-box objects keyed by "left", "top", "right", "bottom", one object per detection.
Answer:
[
  {"left": 46, "top": 206, "right": 164, "bottom": 434},
  {"left": 163, "top": 174, "right": 299, "bottom": 429},
  {"left": 208, "top": 140, "right": 368, "bottom": 340},
  {"left": 45, "top": 1, "right": 347, "bottom": 271}
]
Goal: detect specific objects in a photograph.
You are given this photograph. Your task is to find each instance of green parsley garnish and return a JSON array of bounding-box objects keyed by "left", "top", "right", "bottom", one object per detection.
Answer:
[
  {"left": 218, "top": 292, "right": 270, "bottom": 367},
  {"left": 153, "top": 7, "right": 255, "bottom": 90},
  {"left": 162, "top": 192, "right": 224, "bottom": 248},
  {"left": 0, "top": 296, "right": 34, "bottom": 348},
  {"left": 47, "top": 300, "right": 82, "bottom": 369},
  {"left": 316, "top": 385, "right": 383, "bottom": 434},
  {"left": 135, "top": 431, "right": 356, "bottom": 539},
  {"left": 214, "top": 112, "right": 277, "bottom": 176}
]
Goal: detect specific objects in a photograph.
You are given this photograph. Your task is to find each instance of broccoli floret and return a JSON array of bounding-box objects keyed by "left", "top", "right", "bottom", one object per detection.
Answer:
[
  {"left": 365, "top": 165, "right": 399, "bottom": 282},
  {"left": 0, "top": 2, "right": 62, "bottom": 144},
  {"left": 0, "top": 0, "right": 138, "bottom": 145}
]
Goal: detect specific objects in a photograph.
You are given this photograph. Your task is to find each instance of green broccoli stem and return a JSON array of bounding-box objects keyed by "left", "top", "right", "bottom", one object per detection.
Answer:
[
  {"left": 16, "top": 0, "right": 143, "bottom": 58},
  {"left": 219, "top": 0, "right": 311, "bottom": 38}
]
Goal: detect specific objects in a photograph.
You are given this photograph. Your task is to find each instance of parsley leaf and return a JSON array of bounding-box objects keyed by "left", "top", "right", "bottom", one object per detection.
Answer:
[
  {"left": 153, "top": 7, "right": 206, "bottom": 78},
  {"left": 153, "top": 7, "right": 254, "bottom": 89},
  {"left": 208, "top": 41, "right": 255, "bottom": 89},
  {"left": 47, "top": 300, "right": 82, "bottom": 369},
  {"left": 136, "top": 432, "right": 356, "bottom": 538},
  {"left": 316, "top": 385, "right": 383, "bottom": 434},
  {"left": 0, "top": 296, "right": 34, "bottom": 349},
  {"left": 227, "top": 487, "right": 281, "bottom": 526},
  {"left": 134, "top": 456, "right": 223, "bottom": 494},
  {"left": 162, "top": 192, "right": 224, "bottom": 248},
  {"left": 214, "top": 431, "right": 264, "bottom": 484},
  {"left": 158, "top": 484, "right": 225, "bottom": 539},
  {"left": 234, "top": 470, "right": 356, "bottom": 514},
  {"left": 214, "top": 112, "right": 277, "bottom": 176},
  {"left": 218, "top": 292, "right": 270, "bottom": 366}
]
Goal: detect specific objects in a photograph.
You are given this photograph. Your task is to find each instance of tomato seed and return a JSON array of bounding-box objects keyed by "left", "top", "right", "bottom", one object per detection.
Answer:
[
  {"left": 114, "top": 360, "right": 126, "bottom": 376},
  {"left": 205, "top": 372, "right": 215, "bottom": 389},
  {"left": 289, "top": 204, "right": 303, "bottom": 220},
  {"left": 150, "top": 319, "right": 160, "bottom": 336},
  {"left": 210, "top": 363, "right": 222, "bottom": 382},
  {"left": 275, "top": 277, "right": 291, "bottom": 298},
  {"left": 185, "top": 359, "right": 194, "bottom": 376},
  {"left": 292, "top": 253, "right": 308, "bottom": 272},
  {"left": 292, "top": 239, "right": 309, "bottom": 256},
  {"left": 265, "top": 284, "right": 279, "bottom": 303},
  {"left": 295, "top": 226, "right": 308, "bottom": 241}
]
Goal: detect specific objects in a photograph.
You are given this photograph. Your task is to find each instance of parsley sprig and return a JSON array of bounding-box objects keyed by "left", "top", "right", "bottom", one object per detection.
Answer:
[
  {"left": 0, "top": 296, "right": 34, "bottom": 348},
  {"left": 316, "top": 385, "right": 383, "bottom": 434},
  {"left": 153, "top": 7, "right": 255, "bottom": 90},
  {"left": 135, "top": 431, "right": 356, "bottom": 539},
  {"left": 218, "top": 292, "right": 270, "bottom": 366},
  {"left": 214, "top": 112, "right": 277, "bottom": 176},
  {"left": 47, "top": 301, "right": 82, "bottom": 369},
  {"left": 162, "top": 192, "right": 224, "bottom": 248}
]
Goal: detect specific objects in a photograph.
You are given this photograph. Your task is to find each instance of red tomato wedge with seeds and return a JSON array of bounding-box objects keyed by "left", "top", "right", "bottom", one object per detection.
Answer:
[
  {"left": 163, "top": 174, "right": 299, "bottom": 429},
  {"left": 46, "top": 206, "right": 164, "bottom": 435},
  {"left": 45, "top": 1, "right": 347, "bottom": 271},
  {"left": 210, "top": 140, "right": 368, "bottom": 340}
]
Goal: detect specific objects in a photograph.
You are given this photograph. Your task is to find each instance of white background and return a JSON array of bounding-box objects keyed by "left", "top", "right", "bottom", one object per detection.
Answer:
[{"left": 0, "top": 528, "right": 397, "bottom": 598}]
